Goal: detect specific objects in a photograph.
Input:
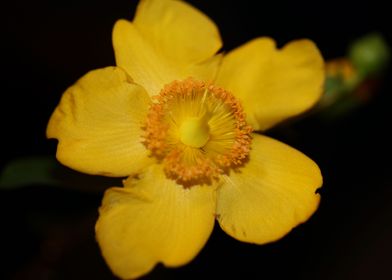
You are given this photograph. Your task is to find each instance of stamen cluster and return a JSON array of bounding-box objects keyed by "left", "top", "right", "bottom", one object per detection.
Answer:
[{"left": 143, "top": 78, "right": 252, "bottom": 187}]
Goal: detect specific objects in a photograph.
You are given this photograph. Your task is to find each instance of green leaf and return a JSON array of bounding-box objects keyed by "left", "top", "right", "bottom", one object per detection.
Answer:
[{"left": 0, "top": 156, "right": 122, "bottom": 192}]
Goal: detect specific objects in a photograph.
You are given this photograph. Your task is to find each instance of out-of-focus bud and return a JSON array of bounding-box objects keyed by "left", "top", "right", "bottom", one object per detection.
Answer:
[
  {"left": 319, "top": 58, "right": 358, "bottom": 110},
  {"left": 348, "top": 33, "right": 390, "bottom": 77},
  {"left": 316, "top": 33, "right": 390, "bottom": 120},
  {"left": 317, "top": 58, "right": 358, "bottom": 119}
]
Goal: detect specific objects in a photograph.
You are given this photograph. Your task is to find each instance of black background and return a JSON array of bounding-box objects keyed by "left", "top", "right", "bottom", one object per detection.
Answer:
[{"left": 2, "top": 0, "right": 392, "bottom": 279}]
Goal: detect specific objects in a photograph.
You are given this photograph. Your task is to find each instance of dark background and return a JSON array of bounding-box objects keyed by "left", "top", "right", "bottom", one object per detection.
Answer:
[{"left": 2, "top": 0, "right": 391, "bottom": 279}]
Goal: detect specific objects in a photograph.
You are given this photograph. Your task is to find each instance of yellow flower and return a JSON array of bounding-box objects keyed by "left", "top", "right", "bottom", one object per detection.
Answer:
[{"left": 47, "top": 0, "right": 324, "bottom": 278}]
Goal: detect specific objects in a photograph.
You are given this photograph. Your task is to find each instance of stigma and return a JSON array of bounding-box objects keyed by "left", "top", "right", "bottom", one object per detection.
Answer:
[{"left": 143, "top": 78, "right": 252, "bottom": 187}]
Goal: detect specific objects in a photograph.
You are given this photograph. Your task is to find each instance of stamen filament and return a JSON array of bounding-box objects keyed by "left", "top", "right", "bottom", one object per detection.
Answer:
[{"left": 142, "top": 78, "right": 252, "bottom": 187}]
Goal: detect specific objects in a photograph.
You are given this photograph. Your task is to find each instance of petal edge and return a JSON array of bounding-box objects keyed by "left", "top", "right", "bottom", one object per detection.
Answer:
[
  {"left": 47, "top": 67, "right": 154, "bottom": 177},
  {"left": 216, "top": 134, "right": 322, "bottom": 244},
  {"left": 96, "top": 164, "right": 217, "bottom": 279},
  {"left": 216, "top": 38, "right": 325, "bottom": 131}
]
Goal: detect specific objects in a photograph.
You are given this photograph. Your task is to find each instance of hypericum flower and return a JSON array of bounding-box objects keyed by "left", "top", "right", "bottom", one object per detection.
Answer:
[{"left": 47, "top": 0, "right": 324, "bottom": 278}]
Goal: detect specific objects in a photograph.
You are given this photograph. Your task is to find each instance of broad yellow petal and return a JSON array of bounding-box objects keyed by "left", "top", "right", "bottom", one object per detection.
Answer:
[
  {"left": 134, "top": 0, "right": 222, "bottom": 64},
  {"left": 113, "top": 0, "right": 222, "bottom": 96},
  {"left": 216, "top": 38, "right": 324, "bottom": 131},
  {"left": 216, "top": 134, "right": 322, "bottom": 244},
  {"left": 47, "top": 67, "right": 154, "bottom": 177},
  {"left": 96, "top": 164, "right": 216, "bottom": 279}
]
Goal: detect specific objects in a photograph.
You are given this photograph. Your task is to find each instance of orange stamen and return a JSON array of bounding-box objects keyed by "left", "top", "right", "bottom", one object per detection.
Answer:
[{"left": 142, "top": 78, "right": 252, "bottom": 187}]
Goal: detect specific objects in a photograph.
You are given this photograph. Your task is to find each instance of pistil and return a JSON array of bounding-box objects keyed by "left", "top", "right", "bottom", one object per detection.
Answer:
[{"left": 179, "top": 114, "right": 210, "bottom": 148}]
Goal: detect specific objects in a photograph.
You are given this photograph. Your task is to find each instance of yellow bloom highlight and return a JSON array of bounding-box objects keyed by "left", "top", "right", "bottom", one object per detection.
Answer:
[
  {"left": 47, "top": 0, "right": 325, "bottom": 278},
  {"left": 179, "top": 116, "right": 210, "bottom": 148}
]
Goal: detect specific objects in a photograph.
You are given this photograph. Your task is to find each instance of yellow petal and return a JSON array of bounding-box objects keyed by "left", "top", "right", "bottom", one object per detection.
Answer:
[
  {"left": 113, "top": 0, "right": 222, "bottom": 96},
  {"left": 216, "top": 134, "right": 322, "bottom": 244},
  {"left": 216, "top": 38, "right": 325, "bottom": 131},
  {"left": 134, "top": 0, "right": 222, "bottom": 64},
  {"left": 47, "top": 67, "right": 154, "bottom": 177},
  {"left": 95, "top": 164, "right": 216, "bottom": 279}
]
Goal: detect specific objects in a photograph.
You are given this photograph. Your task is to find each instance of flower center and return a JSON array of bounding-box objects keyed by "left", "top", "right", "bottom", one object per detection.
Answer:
[
  {"left": 143, "top": 78, "right": 252, "bottom": 187},
  {"left": 179, "top": 115, "right": 210, "bottom": 148}
]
